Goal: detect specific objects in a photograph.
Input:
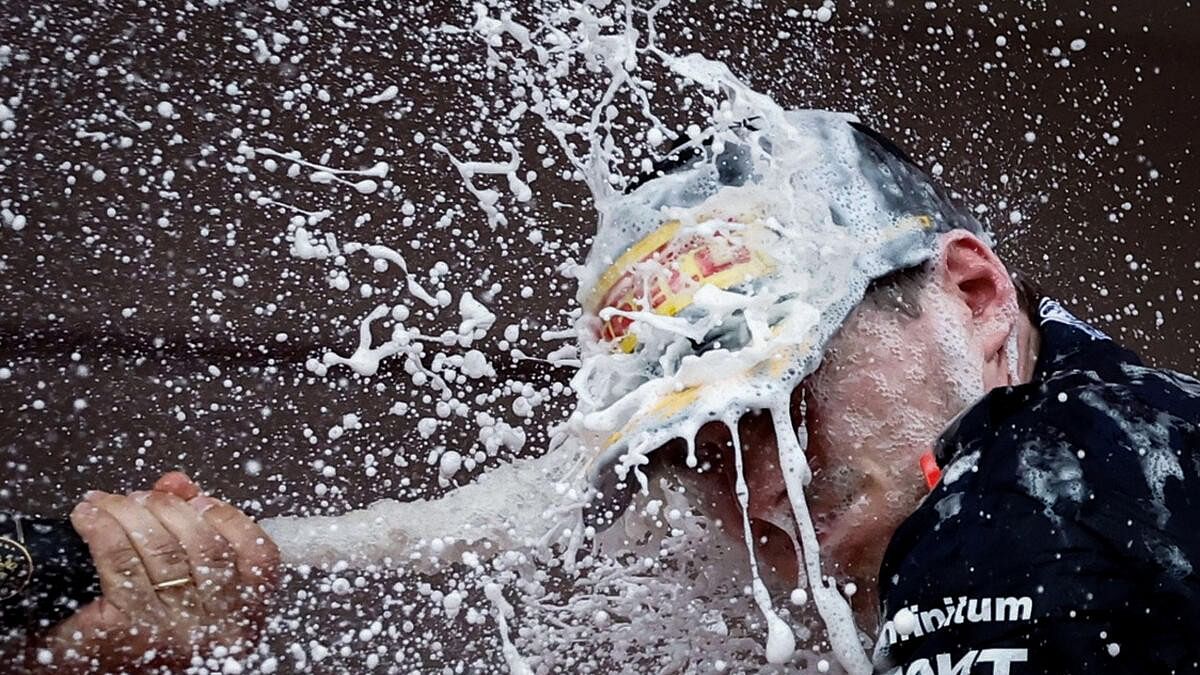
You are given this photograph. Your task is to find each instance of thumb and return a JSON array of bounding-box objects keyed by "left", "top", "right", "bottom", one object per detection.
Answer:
[{"left": 153, "top": 471, "right": 202, "bottom": 500}]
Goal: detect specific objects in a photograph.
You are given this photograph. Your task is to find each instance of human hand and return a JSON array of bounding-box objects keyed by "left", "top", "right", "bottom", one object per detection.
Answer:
[{"left": 34, "top": 473, "right": 279, "bottom": 672}]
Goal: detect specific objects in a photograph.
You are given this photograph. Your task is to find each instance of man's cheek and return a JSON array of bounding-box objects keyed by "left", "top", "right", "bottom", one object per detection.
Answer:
[{"left": 815, "top": 462, "right": 864, "bottom": 498}]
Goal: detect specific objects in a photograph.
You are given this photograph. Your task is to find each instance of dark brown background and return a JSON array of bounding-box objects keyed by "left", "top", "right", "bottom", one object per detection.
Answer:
[{"left": 1, "top": 0, "right": 1197, "bottom": 671}]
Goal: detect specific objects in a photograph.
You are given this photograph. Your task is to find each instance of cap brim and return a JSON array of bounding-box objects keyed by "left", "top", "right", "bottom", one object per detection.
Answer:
[{"left": 582, "top": 340, "right": 817, "bottom": 528}]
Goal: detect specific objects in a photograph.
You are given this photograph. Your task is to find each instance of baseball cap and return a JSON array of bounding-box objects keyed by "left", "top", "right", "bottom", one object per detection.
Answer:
[{"left": 572, "top": 110, "right": 986, "bottom": 526}]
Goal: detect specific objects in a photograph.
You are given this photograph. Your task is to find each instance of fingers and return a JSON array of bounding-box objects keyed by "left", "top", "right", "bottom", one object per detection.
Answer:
[
  {"left": 70, "top": 501, "right": 158, "bottom": 617},
  {"left": 143, "top": 491, "right": 238, "bottom": 616},
  {"left": 88, "top": 492, "right": 191, "bottom": 587},
  {"left": 61, "top": 485, "right": 277, "bottom": 670},
  {"left": 191, "top": 497, "right": 280, "bottom": 596},
  {"left": 153, "top": 472, "right": 202, "bottom": 501}
]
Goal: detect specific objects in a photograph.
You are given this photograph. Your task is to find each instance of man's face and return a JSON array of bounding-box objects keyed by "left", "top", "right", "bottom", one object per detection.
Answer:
[
  {"left": 800, "top": 292, "right": 985, "bottom": 580},
  {"left": 671, "top": 280, "right": 993, "bottom": 599}
]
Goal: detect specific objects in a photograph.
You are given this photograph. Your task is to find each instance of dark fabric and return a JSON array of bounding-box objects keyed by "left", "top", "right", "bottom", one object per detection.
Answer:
[
  {"left": 874, "top": 298, "right": 1200, "bottom": 674},
  {"left": 0, "top": 514, "right": 100, "bottom": 632}
]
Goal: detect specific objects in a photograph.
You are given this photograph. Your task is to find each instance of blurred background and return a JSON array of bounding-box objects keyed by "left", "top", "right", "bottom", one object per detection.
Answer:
[{"left": 1, "top": 0, "right": 1197, "bottom": 670}]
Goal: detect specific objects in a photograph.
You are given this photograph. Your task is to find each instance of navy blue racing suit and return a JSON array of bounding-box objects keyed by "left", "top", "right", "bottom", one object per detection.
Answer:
[{"left": 874, "top": 298, "right": 1200, "bottom": 674}]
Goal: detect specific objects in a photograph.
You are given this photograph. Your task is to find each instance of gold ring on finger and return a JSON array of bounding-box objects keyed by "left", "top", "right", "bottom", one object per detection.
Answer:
[{"left": 153, "top": 577, "right": 192, "bottom": 590}]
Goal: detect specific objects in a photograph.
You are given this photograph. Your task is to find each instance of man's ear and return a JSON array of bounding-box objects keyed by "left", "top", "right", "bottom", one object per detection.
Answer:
[
  {"left": 934, "top": 230, "right": 1018, "bottom": 345},
  {"left": 936, "top": 231, "right": 1013, "bottom": 316}
]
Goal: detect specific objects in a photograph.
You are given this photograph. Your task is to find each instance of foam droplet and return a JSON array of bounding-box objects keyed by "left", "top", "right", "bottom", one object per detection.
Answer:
[{"left": 764, "top": 614, "right": 796, "bottom": 664}]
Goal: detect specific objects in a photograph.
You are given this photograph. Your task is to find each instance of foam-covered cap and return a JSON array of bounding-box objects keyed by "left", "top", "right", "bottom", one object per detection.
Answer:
[{"left": 570, "top": 111, "right": 985, "bottom": 526}]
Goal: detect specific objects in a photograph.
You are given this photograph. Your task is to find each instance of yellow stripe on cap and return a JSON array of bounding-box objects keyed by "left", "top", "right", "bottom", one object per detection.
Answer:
[
  {"left": 602, "top": 384, "right": 703, "bottom": 450},
  {"left": 586, "top": 220, "right": 682, "bottom": 314},
  {"left": 588, "top": 217, "right": 776, "bottom": 353},
  {"left": 589, "top": 213, "right": 936, "bottom": 460}
]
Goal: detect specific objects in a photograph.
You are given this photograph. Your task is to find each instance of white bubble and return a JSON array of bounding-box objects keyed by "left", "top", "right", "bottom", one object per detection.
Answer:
[
  {"left": 894, "top": 607, "right": 917, "bottom": 635},
  {"left": 439, "top": 450, "right": 464, "bottom": 479},
  {"left": 789, "top": 588, "right": 808, "bottom": 605}
]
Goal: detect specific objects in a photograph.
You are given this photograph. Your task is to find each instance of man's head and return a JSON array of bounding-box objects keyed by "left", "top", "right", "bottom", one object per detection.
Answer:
[
  {"left": 654, "top": 230, "right": 1041, "bottom": 618},
  {"left": 574, "top": 111, "right": 1040, "bottom": 622}
]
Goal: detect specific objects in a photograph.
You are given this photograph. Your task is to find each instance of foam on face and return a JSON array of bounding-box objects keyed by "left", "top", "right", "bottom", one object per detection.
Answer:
[
  {"left": 926, "top": 292, "right": 987, "bottom": 410},
  {"left": 573, "top": 82, "right": 945, "bottom": 489},
  {"left": 772, "top": 400, "right": 873, "bottom": 673},
  {"left": 564, "top": 36, "right": 948, "bottom": 675},
  {"left": 725, "top": 413, "right": 797, "bottom": 664}
]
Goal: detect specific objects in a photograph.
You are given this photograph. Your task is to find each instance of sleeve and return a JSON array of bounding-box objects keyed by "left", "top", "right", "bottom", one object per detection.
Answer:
[{"left": 874, "top": 381, "right": 1200, "bottom": 675}]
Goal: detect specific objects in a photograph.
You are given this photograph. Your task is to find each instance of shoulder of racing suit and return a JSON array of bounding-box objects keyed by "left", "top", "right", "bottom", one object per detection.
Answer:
[{"left": 874, "top": 298, "right": 1200, "bottom": 675}]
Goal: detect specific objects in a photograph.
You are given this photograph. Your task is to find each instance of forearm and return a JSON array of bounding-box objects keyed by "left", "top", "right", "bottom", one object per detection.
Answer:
[{"left": 263, "top": 447, "right": 581, "bottom": 569}]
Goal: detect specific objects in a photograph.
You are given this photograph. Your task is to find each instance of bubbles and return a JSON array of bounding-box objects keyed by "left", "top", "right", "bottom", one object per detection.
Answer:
[
  {"left": 893, "top": 607, "right": 918, "bottom": 636},
  {"left": 790, "top": 587, "right": 809, "bottom": 605},
  {"left": 6, "top": 0, "right": 1174, "bottom": 670},
  {"left": 438, "top": 450, "right": 464, "bottom": 481}
]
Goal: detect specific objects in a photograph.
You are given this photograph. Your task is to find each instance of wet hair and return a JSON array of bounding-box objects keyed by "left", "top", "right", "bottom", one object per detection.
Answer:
[
  {"left": 841, "top": 121, "right": 1044, "bottom": 323},
  {"left": 864, "top": 262, "right": 1043, "bottom": 324}
]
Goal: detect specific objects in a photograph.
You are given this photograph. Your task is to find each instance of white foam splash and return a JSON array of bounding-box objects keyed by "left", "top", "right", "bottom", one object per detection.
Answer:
[
  {"left": 726, "top": 413, "right": 797, "bottom": 664},
  {"left": 261, "top": 439, "right": 588, "bottom": 569},
  {"left": 773, "top": 400, "right": 872, "bottom": 673},
  {"left": 261, "top": 1, "right": 921, "bottom": 670}
]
